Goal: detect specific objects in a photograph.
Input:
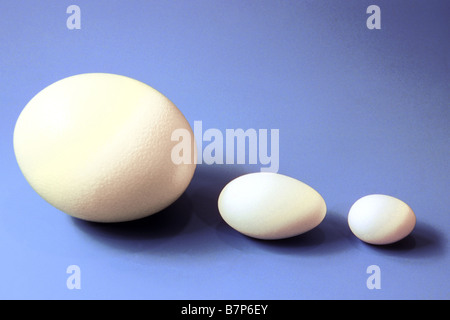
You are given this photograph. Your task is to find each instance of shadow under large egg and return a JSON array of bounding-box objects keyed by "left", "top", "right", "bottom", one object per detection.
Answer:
[
  {"left": 71, "top": 193, "right": 194, "bottom": 250},
  {"left": 70, "top": 164, "right": 249, "bottom": 254}
]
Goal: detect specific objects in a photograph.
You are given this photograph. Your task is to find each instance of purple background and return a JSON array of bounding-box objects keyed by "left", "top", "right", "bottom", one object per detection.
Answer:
[{"left": 0, "top": 0, "right": 449, "bottom": 299}]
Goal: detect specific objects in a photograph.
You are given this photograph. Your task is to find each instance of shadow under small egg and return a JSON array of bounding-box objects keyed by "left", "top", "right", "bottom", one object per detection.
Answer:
[{"left": 364, "top": 221, "right": 445, "bottom": 258}]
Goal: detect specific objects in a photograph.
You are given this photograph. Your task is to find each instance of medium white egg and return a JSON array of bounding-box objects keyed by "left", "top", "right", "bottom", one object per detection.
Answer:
[
  {"left": 348, "top": 194, "right": 416, "bottom": 245},
  {"left": 14, "top": 73, "right": 196, "bottom": 222},
  {"left": 218, "top": 172, "right": 327, "bottom": 240}
]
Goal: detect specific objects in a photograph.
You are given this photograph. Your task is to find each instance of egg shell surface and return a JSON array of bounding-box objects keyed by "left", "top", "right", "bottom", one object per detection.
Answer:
[
  {"left": 218, "top": 172, "right": 327, "bottom": 240},
  {"left": 348, "top": 194, "right": 416, "bottom": 245},
  {"left": 13, "top": 73, "right": 196, "bottom": 222}
]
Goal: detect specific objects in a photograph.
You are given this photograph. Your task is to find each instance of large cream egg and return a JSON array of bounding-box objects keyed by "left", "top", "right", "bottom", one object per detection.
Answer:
[
  {"left": 14, "top": 73, "right": 196, "bottom": 222},
  {"left": 348, "top": 194, "right": 416, "bottom": 245},
  {"left": 218, "top": 172, "right": 327, "bottom": 240}
]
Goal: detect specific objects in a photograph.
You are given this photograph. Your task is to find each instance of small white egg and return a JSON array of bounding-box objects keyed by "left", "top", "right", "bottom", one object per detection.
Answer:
[
  {"left": 218, "top": 172, "right": 327, "bottom": 240},
  {"left": 348, "top": 194, "right": 416, "bottom": 245},
  {"left": 14, "top": 73, "right": 196, "bottom": 222}
]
